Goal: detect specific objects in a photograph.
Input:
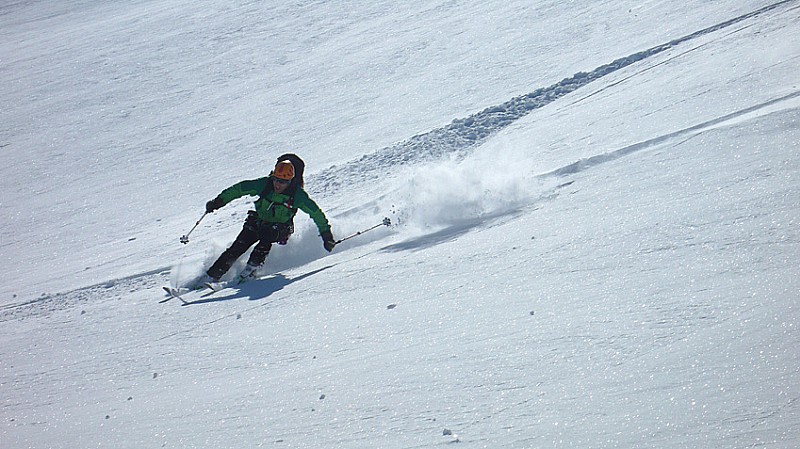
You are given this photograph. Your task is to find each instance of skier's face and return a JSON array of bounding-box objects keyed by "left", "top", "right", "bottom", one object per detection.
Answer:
[{"left": 273, "top": 177, "right": 290, "bottom": 193}]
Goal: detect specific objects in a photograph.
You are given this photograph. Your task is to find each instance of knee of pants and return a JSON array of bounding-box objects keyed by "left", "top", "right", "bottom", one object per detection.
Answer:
[
  {"left": 252, "top": 240, "right": 272, "bottom": 256},
  {"left": 230, "top": 236, "right": 254, "bottom": 253}
]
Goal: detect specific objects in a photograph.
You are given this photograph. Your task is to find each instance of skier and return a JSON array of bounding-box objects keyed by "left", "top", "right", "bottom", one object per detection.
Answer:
[{"left": 199, "top": 154, "right": 335, "bottom": 286}]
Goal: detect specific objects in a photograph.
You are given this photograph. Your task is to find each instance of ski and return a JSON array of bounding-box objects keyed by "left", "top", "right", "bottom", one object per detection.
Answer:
[
  {"left": 161, "top": 271, "right": 259, "bottom": 304},
  {"left": 204, "top": 281, "right": 226, "bottom": 293},
  {"left": 161, "top": 286, "right": 190, "bottom": 304}
]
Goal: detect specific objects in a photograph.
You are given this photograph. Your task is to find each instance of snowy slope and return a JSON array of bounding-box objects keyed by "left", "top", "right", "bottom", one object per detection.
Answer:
[
  {"left": 2, "top": 1, "right": 800, "bottom": 448},
  {"left": 0, "top": 0, "right": 782, "bottom": 303}
]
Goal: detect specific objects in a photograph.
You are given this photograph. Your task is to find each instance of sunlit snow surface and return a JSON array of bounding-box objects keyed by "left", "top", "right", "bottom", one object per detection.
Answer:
[{"left": 1, "top": 1, "right": 799, "bottom": 448}]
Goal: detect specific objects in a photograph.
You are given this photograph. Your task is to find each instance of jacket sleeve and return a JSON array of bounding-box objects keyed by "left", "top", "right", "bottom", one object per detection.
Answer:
[
  {"left": 294, "top": 189, "right": 331, "bottom": 233},
  {"left": 217, "top": 178, "right": 269, "bottom": 205}
]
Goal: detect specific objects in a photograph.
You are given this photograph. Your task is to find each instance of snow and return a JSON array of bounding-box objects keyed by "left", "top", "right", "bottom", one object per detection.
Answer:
[{"left": 2, "top": 1, "right": 799, "bottom": 448}]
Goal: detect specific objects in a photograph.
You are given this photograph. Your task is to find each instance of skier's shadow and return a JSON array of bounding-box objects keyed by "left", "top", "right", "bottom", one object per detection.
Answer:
[
  {"left": 184, "top": 266, "right": 331, "bottom": 305},
  {"left": 380, "top": 208, "right": 523, "bottom": 253}
]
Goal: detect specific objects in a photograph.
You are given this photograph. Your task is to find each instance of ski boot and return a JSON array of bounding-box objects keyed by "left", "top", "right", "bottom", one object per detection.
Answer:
[{"left": 236, "top": 263, "right": 260, "bottom": 284}]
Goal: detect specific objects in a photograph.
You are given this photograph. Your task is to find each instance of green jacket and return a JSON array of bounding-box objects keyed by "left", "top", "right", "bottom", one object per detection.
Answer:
[{"left": 216, "top": 177, "right": 330, "bottom": 233}]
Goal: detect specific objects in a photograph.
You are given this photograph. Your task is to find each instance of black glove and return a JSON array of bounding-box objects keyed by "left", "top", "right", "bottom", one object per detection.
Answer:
[
  {"left": 205, "top": 197, "right": 225, "bottom": 213},
  {"left": 321, "top": 230, "right": 336, "bottom": 252}
]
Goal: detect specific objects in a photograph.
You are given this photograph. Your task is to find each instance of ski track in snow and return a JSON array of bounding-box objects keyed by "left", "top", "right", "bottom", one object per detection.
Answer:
[
  {"left": 544, "top": 90, "right": 800, "bottom": 178},
  {"left": 309, "top": 0, "right": 797, "bottom": 197},
  {"left": 3, "top": 0, "right": 797, "bottom": 316}
]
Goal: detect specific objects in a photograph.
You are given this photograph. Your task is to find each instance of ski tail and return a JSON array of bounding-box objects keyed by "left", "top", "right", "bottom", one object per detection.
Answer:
[
  {"left": 161, "top": 286, "right": 189, "bottom": 304},
  {"left": 204, "top": 282, "right": 225, "bottom": 293}
]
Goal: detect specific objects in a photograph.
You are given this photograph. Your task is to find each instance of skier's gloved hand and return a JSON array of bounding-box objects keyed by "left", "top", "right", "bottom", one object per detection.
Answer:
[
  {"left": 321, "top": 230, "right": 336, "bottom": 252},
  {"left": 205, "top": 197, "right": 225, "bottom": 213}
]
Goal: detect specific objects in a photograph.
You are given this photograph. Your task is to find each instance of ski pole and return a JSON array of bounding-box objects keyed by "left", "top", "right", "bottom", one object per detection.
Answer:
[
  {"left": 335, "top": 217, "right": 391, "bottom": 244},
  {"left": 180, "top": 212, "right": 208, "bottom": 244}
]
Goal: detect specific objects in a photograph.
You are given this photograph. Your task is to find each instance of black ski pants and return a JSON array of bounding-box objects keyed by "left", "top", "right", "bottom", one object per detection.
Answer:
[{"left": 207, "top": 211, "right": 292, "bottom": 279}]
